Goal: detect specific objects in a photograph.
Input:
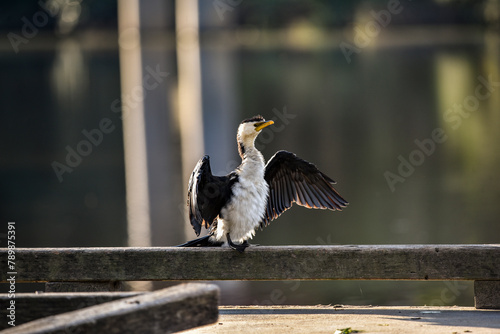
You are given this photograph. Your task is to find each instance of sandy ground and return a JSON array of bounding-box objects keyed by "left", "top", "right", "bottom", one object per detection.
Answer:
[{"left": 184, "top": 305, "right": 500, "bottom": 334}]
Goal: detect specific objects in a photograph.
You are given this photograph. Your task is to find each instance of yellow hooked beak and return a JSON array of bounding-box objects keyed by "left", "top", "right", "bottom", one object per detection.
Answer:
[{"left": 255, "top": 120, "right": 274, "bottom": 132}]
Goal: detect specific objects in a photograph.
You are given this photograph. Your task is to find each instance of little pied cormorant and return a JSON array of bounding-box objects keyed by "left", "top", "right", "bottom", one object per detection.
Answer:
[{"left": 178, "top": 115, "right": 348, "bottom": 252}]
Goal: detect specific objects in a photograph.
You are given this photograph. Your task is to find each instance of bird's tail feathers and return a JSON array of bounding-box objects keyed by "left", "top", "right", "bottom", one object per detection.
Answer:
[{"left": 176, "top": 234, "right": 223, "bottom": 247}]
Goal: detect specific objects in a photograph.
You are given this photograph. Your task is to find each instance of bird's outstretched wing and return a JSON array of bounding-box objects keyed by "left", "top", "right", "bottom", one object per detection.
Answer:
[
  {"left": 187, "top": 156, "right": 237, "bottom": 236},
  {"left": 262, "top": 150, "right": 348, "bottom": 227}
]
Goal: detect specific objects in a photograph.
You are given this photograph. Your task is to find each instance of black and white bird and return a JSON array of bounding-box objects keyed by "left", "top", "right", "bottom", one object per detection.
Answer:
[{"left": 178, "top": 115, "right": 348, "bottom": 252}]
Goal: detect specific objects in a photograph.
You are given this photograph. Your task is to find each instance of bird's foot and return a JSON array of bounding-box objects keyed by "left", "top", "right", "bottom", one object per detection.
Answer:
[{"left": 226, "top": 233, "right": 249, "bottom": 253}]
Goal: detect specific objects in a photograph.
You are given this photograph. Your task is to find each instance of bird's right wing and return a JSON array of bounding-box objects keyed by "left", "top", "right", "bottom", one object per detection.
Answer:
[
  {"left": 262, "top": 150, "right": 348, "bottom": 227},
  {"left": 187, "top": 156, "right": 235, "bottom": 236}
]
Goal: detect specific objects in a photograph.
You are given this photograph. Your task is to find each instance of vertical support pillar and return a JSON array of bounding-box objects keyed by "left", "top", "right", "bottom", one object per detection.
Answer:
[
  {"left": 175, "top": 0, "right": 205, "bottom": 236},
  {"left": 474, "top": 280, "right": 500, "bottom": 309},
  {"left": 118, "top": 0, "right": 184, "bottom": 253},
  {"left": 138, "top": 0, "right": 183, "bottom": 248},
  {"left": 117, "top": 0, "right": 152, "bottom": 248}
]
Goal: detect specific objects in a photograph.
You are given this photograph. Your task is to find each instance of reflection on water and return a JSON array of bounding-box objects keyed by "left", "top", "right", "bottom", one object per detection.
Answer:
[
  {"left": 238, "top": 30, "right": 499, "bottom": 306},
  {"left": 1, "top": 23, "right": 499, "bottom": 305}
]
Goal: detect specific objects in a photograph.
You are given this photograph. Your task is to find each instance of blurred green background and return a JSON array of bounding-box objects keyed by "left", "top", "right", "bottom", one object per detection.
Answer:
[{"left": 1, "top": 0, "right": 499, "bottom": 306}]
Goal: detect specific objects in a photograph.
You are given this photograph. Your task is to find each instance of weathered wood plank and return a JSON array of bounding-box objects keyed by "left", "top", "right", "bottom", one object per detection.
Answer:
[
  {"left": 45, "top": 281, "right": 123, "bottom": 292},
  {"left": 0, "top": 292, "right": 141, "bottom": 329},
  {"left": 0, "top": 245, "right": 498, "bottom": 282},
  {"left": 1, "top": 283, "right": 219, "bottom": 334},
  {"left": 474, "top": 280, "right": 500, "bottom": 309}
]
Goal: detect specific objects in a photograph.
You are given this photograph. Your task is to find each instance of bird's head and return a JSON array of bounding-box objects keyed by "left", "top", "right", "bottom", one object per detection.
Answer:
[{"left": 237, "top": 115, "right": 274, "bottom": 156}]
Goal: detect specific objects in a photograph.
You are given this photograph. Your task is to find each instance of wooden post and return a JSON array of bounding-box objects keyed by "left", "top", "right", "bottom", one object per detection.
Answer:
[{"left": 474, "top": 280, "right": 500, "bottom": 309}]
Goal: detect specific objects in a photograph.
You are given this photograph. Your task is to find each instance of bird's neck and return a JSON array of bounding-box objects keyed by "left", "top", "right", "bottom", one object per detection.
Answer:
[
  {"left": 238, "top": 135, "right": 255, "bottom": 157},
  {"left": 238, "top": 137, "right": 264, "bottom": 164},
  {"left": 238, "top": 144, "right": 265, "bottom": 181}
]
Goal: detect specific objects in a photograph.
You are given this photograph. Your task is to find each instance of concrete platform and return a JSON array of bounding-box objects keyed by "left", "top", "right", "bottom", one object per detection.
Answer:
[{"left": 184, "top": 305, "right": 500, "bottom": 334}]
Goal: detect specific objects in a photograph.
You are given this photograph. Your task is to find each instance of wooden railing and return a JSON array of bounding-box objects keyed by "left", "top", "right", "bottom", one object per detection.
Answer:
[{"left": 1, "top": 245, "right": 499, "bottom": 333}]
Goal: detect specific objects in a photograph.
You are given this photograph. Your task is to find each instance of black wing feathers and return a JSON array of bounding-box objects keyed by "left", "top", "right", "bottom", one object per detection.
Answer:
[
  {"left": 187, "top": 156, "right": 236, "bottom": 236},
  {"left": 262, "top": 151, "right": 348, "bottom": 227}
]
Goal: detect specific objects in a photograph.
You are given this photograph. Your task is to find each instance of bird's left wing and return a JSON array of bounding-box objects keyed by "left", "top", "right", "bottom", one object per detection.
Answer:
[
  {"left": 187, "top": 156, "right": 236, "bottom": 236},
  {"left": 262, "top": 150, "right": 348, "bottom": 227}
]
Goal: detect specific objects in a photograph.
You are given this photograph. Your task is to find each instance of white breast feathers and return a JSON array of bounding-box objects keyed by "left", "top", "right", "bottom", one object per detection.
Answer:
[{"left": 216, "top": 155, "right": 269, "bottom": 244}]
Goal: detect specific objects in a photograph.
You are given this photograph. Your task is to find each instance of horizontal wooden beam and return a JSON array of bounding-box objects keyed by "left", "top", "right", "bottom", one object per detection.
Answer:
[
  {"left": 1, "top": 283, "right": 219, "bottom": 334},
  {"left": 1, "top": 245, "right": 498, "bottom": 282},
  {"left": 45, "top": 281, "right": 123, "bottom": 292},
  {"left": 0, "top": 292, "right": 141, "bottom": 329}
]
